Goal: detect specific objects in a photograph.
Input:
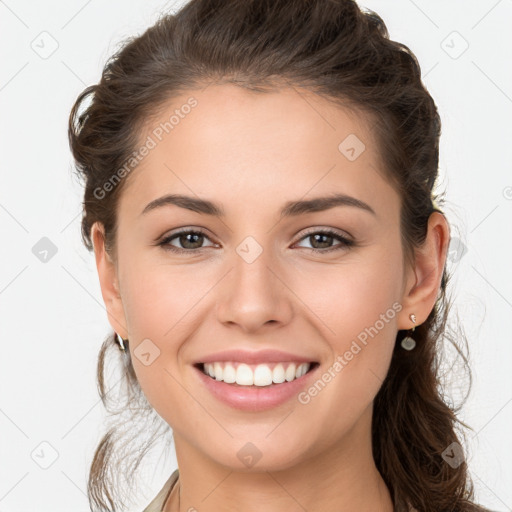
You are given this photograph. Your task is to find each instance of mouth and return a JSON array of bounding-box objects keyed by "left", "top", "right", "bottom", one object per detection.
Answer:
[{"left": 193, "top": 361, "right": 320, "bottom": 387}]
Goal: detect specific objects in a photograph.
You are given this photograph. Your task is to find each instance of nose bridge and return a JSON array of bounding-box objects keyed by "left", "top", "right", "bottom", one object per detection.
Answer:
[{"left": 234, "top": 234, "right": 275, "bottom": 292}]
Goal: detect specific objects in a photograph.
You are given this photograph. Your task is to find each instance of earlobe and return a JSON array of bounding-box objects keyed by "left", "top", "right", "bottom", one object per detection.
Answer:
[
  {"left": 91, "top": 222, "right": 128, "bottom": 338},
  {"left": 398, "top": 212, "right": 450, "bottom": 330}
]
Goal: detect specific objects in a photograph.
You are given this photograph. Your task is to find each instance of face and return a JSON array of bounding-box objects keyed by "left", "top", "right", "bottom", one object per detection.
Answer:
[{"left": 95, "top": 84, "right": 418, "bottom": 472}]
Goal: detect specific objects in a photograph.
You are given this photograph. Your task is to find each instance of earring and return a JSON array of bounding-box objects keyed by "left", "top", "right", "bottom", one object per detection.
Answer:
[
  {"left": 116, "top": 332, "right": 128, "bottom": 352},
  {"left": 401, "top": 313, "right": 417, "bottom": 351}
]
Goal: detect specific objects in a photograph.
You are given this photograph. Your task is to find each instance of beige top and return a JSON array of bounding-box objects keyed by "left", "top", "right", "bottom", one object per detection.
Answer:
[
  {"left": 142, "top": 470, "right": 424, "bottom": 512},
  {"left": 142, "top": 469, "right": 179, "bottom": 512}
]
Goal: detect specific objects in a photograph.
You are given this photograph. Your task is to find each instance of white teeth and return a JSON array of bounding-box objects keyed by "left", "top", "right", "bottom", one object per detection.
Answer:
[
  {"left": 236, "top": 363, "right": 254, "bottom": 385},
  {"left": 285, "top": 364, "right": 296, "bottom": 382},
  {"left": 222, "top": 363, "right": 236, "bottom": 383},
  {"left": 272, "top": 363, "right": 286, "bottom": 384},
  {"left": 202, "top": 362, "right": 312, "bottom": 386},
  {"left": 254, "top": 364, "right": 273, "bottom": 386}
]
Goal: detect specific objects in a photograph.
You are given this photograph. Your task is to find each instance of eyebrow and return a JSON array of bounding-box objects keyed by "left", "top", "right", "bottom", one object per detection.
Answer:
[{"left": 140, "top": 193, "right": 377, "bottom": 218}]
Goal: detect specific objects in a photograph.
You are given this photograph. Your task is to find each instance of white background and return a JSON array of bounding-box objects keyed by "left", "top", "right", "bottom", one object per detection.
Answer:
[{"left": 1, "top": 0, "right": 511, "bottom": 510}]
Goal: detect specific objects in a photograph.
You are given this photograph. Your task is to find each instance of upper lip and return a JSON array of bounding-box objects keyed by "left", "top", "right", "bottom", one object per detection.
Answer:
[{"left": 194, "top": 349, "right": 318, "bottom": 365}]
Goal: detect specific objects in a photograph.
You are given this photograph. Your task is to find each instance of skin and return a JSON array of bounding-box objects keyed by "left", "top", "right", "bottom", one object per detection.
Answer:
[{"left": 91, "top": 83, "right": 449, "bottom": 512}]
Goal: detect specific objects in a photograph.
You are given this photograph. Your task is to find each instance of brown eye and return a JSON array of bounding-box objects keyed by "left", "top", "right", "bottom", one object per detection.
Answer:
[
  {"left": 294, "top": 229, "right": 354, "bottom": 253},
  {"left": 159, "top": 229, "right": 216, "bottom": 252},
  {"left": 157, "top": 228, "right": 354, "bottom": 255}
]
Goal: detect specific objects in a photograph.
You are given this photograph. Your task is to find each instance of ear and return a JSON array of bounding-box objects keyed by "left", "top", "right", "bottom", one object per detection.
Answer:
[
  {"left": 398, "top": 212, "right": 451, "bottom": 330},
  {"left": 91, "top": 221, "right": 128, "bottom": 338}
]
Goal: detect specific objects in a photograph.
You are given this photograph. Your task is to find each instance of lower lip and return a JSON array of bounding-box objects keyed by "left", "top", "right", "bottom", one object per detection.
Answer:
[{"left": 194, "top": 364, "right": 319, "bottom": 412}]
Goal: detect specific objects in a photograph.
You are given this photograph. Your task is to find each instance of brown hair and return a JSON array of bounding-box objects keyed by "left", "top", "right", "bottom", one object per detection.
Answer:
[{"left": 68, "top": 1, "right": 489, "bottom": 511}]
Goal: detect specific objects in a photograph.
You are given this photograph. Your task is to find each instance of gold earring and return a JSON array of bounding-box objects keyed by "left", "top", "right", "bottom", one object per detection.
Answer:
[{"left": 401, "top": 313, "right": 417, "bottom": 351}]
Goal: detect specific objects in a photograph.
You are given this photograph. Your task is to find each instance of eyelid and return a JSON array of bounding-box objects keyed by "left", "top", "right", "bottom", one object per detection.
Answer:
[{"left": 294, "top": 226, "right": 354, "bottom": 243}]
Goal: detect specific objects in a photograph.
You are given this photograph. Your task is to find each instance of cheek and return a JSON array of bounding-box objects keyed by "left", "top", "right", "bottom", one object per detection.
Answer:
[
  {"left": 121, "top": 254, "right": 208, "bottom": 339},
  {"left": 290, "top": 248, "right": 402, "bottom": 398},
  {"left": 118, "top": 259, "right": 194, "bottom": 405},
  {"left": 293, "top": 244, "right": 402, "bottom": 340}
]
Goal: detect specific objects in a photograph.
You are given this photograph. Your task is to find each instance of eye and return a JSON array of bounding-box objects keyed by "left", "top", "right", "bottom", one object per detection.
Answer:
[
  {"left": 157, "top": 227, "right": 354, "bottom": 254},
  {"left": 158, "top": 229, "right": 217, "bottom": 253},
  {"left": 293, "top": 228, "right": 354, "bottom": 253}
]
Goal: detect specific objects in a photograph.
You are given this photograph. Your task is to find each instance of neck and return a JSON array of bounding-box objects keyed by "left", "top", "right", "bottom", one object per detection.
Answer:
[{"left": 165, "top": 409, "right": 394, "bottom": 512}]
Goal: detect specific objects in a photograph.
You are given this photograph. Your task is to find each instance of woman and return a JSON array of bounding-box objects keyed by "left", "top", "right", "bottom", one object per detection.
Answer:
[{"left": 68, "top": 0, "right": 494, "bottom": 510}]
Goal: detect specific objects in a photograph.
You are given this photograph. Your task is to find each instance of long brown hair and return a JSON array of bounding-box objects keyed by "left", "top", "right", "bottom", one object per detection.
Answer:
[{"left": 68, "top": 1, "right": 489, "bottom": 510}]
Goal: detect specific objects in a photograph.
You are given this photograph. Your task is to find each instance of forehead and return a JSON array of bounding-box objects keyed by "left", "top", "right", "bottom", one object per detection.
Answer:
[{"left": 119, "top": 84, "right": 399, "bottom": 221}]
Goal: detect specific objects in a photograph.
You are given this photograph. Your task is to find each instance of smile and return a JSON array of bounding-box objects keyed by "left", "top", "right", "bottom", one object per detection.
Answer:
[
  {"left": 199, "top": 361, "right": 317, "bottom": 386},
  {"left": 193, "top": 361, "right": 320, "bottom": 411}
]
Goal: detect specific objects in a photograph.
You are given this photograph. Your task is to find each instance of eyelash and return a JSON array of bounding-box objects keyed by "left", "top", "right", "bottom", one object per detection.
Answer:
[{"left": 157, "top": 228, "right": 355, "bottom": 254}]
